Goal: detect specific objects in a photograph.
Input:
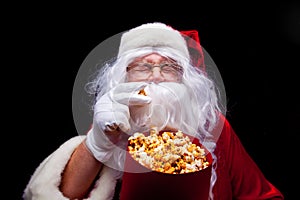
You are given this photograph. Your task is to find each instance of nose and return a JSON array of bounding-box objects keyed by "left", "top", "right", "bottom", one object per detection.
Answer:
[{"left": 148, "top": 67, "right": 165, "bottom": 83}]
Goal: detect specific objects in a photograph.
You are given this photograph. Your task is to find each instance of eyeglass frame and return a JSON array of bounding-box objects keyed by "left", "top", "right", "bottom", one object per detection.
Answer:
[{"left": 126, "top": 62, "right": 183, "bottom": 80}]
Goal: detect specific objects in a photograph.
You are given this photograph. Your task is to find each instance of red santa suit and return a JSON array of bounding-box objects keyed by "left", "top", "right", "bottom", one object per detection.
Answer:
[{"left": 23, "top": 115, "right": 284, "bottom": 200}]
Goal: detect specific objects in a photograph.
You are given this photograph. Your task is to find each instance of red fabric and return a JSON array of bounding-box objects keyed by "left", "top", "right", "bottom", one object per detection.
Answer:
[
  {"left": 179, "top": 29, "right": 283, "bottom": 199},
  {"left": 117, "top": 115, "right": 284, "bottom": 199},
  {"left": 212, "top": 116, "right": 284, "bottom": 199},
  {"left": 178, "top": 29, "right": 284, "bottom": 198},
  {"left": 180, "top": 30, "right": 205, "bottom": 71}
]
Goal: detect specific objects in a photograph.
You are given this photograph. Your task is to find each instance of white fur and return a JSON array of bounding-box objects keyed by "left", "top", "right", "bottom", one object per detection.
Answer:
[
  {"left": 118, "top": 22, "right": 189, "bottom": 59},
  {"left": 23, "top": 136, "right": 117, "bottom": 200}
]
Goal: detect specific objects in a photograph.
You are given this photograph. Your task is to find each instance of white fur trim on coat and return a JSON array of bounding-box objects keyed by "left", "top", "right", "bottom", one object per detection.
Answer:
[
  {"left": 118, "top": 22, "right": 189, "bottom": 59},
  {"left": 23, "top": 136, "right": 118, "bottom": 200}
]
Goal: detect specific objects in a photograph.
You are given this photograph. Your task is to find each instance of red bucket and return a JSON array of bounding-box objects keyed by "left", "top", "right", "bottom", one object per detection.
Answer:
[{"left": 120, "top": 131, "right": 213, "bottom": 200}]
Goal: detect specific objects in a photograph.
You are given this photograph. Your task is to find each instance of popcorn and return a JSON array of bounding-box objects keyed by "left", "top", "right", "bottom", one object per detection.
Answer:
[
  {"left": 138, "top": 88, "right": 147, "bottom": 96},
  {"left": 128, "top": 127, "right": 210, "bottom": 174}
]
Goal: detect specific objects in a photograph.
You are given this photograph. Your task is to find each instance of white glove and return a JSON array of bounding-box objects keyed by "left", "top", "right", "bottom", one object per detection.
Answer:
[{"left": 85, "top": 82, "right": 152, "bottom": 170}]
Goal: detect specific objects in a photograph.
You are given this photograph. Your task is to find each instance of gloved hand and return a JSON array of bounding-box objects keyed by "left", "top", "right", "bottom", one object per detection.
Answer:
[{"left": 85, "top": 82, "right": 152, "bottom": 170}]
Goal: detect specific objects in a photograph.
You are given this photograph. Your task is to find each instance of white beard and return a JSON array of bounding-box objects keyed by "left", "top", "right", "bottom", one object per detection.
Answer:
[{"left": 129, "top": 82, "right": 200, "bottom": 137}]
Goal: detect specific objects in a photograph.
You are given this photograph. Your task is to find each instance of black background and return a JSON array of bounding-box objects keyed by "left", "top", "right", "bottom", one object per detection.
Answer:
[{"left": 6, "top": 2, "right": 299, "bottom": 200}]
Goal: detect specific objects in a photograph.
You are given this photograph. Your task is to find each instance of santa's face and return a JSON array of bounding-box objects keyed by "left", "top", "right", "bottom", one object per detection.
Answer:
[
  {"left": 126, "top": 53, "right": 183, "bottom": 83},
  {"left": 125, "top": 53, "right": 199, "bottom": 135}
]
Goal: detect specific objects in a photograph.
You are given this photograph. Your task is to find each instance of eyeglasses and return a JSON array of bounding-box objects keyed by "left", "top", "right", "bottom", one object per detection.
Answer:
[{"left": 126, "top": 62, "right": 183, "bottom": 80}]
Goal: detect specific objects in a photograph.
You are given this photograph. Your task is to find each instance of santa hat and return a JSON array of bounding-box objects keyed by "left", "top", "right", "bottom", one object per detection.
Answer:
[
  {"left": 118, "top": 22, "right": 205, "bottom": 70},
  {"left": 117, "top": 22, "right": 190, "bottom": 60}
]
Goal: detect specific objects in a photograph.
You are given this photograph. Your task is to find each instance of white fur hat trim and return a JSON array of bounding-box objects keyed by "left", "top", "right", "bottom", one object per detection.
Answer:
[{"left": 118, "top": 22, "right": 189, "bottom": 59}]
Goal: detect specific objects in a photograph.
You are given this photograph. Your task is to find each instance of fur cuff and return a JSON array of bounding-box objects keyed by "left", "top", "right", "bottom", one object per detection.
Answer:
[{"left": 23, "top": 136, "right": 118, "bottom": 200}]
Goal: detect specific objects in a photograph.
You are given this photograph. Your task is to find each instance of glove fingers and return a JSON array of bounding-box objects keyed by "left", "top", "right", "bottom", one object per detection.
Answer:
[
  {"left": 94, "top": 101, "right": 129, "bottom": 114},
  {"left": 97, "top": 112, "right": 130, "bottom": 133},
  {"left": 113, "top": 82, "right": 148, "bottom": 93},
  {"left": 109, "top": 82, "right": 152, "bottom": 105},
  {"left": 113, "top": 93, "right": 151, "bottom": 105},
  {"left": 108, "top": 112, "right": 131, "bottom": 133}
]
